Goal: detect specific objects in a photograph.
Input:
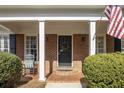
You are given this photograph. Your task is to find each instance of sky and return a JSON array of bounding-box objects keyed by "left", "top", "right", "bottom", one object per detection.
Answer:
[{"left": 0, "top": 0, "right": 123, "bottom": 5}]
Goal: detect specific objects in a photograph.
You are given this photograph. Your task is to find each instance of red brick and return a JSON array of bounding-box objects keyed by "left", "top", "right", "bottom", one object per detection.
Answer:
[
  {"left": 73, "top": 34, "right": 89, "bottom": 72},
  {"left": 16, "top": 34, "right": 24, "bottom": 60},
  {"left": 45, "top": 34, "right": 57, "bottom": 76},
  {"left": 106, "top": 34, "right": 114, "bottom": 53}
]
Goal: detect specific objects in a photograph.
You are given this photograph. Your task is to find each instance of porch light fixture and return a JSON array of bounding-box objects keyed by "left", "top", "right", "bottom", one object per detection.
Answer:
[
  {"left": 81, "top": 36, "right": 86, "bottom": 42},
  {"left": 46, "top": 37, "right": 48, "bottom": 42}
]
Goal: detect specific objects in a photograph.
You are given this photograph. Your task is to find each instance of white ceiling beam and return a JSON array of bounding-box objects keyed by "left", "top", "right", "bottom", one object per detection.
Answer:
[
  {"left": 0, "top": 17, "right": 108, "bottom": 21},
  {"left": 0, "top": 16, "right": 124, "bottom": 21}
]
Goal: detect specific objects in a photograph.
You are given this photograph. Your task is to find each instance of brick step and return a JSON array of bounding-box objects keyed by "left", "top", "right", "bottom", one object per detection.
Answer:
[
  {"left": 53, "top": 71, "right": 82, "bottom": 76},
  {"left": 57, "top": 66, "right": 73, "bottom": 71}
]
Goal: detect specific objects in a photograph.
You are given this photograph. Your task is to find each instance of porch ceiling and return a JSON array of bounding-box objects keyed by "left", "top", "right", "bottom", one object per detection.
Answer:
[
  {"left": 0, "top": 21, "right": 38, "bottom": 34},
  {"left": 0, "top": 21, "right": 107, "bottom": 35}
]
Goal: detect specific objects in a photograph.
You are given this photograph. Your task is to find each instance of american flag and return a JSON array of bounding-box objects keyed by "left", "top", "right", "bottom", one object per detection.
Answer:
[{"left": 104, "top": 5, "right": 124, "bottom": 39}]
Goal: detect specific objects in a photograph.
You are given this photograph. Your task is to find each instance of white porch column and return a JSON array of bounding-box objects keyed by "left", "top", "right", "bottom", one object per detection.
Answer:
[
  {"left": 39, "top": 21, "right": 46, "bottom": 81},
  {"left": 89, "top": 21, "right": 96, "bottom": 55}
]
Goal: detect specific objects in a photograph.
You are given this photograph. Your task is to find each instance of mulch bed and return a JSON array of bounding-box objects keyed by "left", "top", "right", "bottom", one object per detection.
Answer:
[{"left": 16, "top": 75, "right": 46, "bottom": 88}]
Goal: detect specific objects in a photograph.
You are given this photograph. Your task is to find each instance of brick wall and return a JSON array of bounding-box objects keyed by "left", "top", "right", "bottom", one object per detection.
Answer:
[
  {"left": 73, "top": 34, "right": 89, "bottom": 72},
  {"left": 45, "top": 34, "right": 57, "bottom": 76},
  {"left": 45, "top": 34, "right": 89, "bottom": 74},
  {"left": 106, "top": 34, "right": 114, "bottom": 53},
  {"left": 37, "top": 34, "right": 86, "bottom": 76},
  {"left": 16, "top": 34, "right": 24, "bottom": 60}
]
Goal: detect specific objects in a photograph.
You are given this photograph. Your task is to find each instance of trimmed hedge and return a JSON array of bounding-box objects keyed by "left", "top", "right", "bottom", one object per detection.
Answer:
[
  {"left": 0, "top": 52, "right": 23, "bottom": 87},
  {"left": 83, "top": 52, "right": 124, "bottom": 88}
]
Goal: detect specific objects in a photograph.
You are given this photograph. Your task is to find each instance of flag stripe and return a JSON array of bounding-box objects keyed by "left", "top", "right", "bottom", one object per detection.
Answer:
[
  {"left": 115, "top": 19, "right": 123, "bottom": 37},
  {"left": 119, "top": 28, "right": 124, "bottom": 38},
  {"left": 105, "top": 11, "right": 110, "bottom": 19},
  {"left": 114, "top": 15, "right": 123, "bottom": 36},
  {"left": 104, "top": 6, "right": 111, "bottom": 19},
  {"left": 113, "top": 14, "right": 122, "bottom": 36},
  {"left": 104, "top": 5, "right": 124, "bottom": 39},
  {"left": 116, "top": 21, "right": 124, "bottom": 38},
  {"left": 110, "top": 8, "right": 121, "bottom": 36},
  {"left": 116, "top": 25, "right": 123, "bottom": 38},
  {"left": 107, "top": 6, "right": 117, "bottom": 34}
]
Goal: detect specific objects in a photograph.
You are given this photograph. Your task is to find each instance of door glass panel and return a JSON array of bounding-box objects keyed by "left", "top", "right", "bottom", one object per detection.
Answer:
[{"left": 59, "top": 36, "right": 72, "bottom": 67}]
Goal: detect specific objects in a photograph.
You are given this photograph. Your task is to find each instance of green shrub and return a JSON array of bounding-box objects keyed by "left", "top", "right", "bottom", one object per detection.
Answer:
[
  {"left": 0, "top": 52, "right": 23, "bottom": 87},
  {"left": 83, "top": 52, "right": 124, "bottom": 88}
]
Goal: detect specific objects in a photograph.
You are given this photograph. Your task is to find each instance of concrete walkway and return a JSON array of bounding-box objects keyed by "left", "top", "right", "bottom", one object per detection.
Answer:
[{"left": 45, "top": 83, "right": 82, "bottom": 88}]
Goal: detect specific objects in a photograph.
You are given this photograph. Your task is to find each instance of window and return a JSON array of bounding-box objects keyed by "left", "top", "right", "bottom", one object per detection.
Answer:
[
  {"left": 0, "top": 35, "right": 9, "bottom": 52},
  {"left": 26, "top": 36, "right": 37, "bottom": 61},
  {"left": 96, "top": 36, "right": 105, "bottom": 54},
  {"left": 121, "top": 39, "right": 124, "bottom": 52}
]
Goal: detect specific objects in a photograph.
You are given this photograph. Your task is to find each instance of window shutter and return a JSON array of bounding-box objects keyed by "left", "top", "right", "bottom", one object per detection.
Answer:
[
  {"left": 114, "top": 38, "right": 121, "bottom": 52},
  {"left": 10, "top": 34, "right": 16, "bottom": 54}
]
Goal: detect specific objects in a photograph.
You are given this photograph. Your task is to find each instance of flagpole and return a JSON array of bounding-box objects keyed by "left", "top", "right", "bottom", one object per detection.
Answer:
[
  {"left": 94, "top": 12, "right": 104, "bottom": 41},
  {"left": 96, "top": 5, "right": 107, "bottom": 35},
  {"left": 96, "top": 12, "right": 104, "bottom": 32}
]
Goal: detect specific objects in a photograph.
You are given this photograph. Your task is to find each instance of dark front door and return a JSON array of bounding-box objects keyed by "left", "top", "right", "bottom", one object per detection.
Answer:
[{"left": 58, "top": 36, "right": 72, "bottom": 67}]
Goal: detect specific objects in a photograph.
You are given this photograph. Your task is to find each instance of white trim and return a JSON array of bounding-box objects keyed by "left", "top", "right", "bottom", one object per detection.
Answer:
[
  {"left": 24, "top": 35, "right": 26, "bottom": 61},
  {"left": 57, "top": 34, "right": 73, "bottom": 68},
  {"left": 0, "top": 25, "right": 14, "bottom": 34},
  {"left": 8, "top": 35, "right": 10, "bottom": 53},
  {"left": 0, "top": 25, "right": 11, "bottom": 32},
  {"left": 0, "top": 17, "right": 109, "bottom": 21},
  {"left": 57, "top": 35, "right": 58, "bottom": 67},
  {"left": 0, "top": 34, "right": 10, "bottom": 52},
  {"left": 1, "top": 16, "right": 124, "bottom": 21},
  {"left": 104, "top": 34, "right": 106, "bottom": 53},
  {"left": 1, "top": 36, "right": 4, "bottom": 51},
  {"left": 72, "top": 35, "right": 74, "bottom": 67},
  {"left": 39, "top": 17, "right": 108, "bottom": 21},
  {"left": 37, "top": 35, "right": 39, "bottom": 62},
  {"left": 24, "top": 35, "right": 38, "bottom": 61},
  {"left": 96, "top": 34, "right": 106, "bottom": 53},
  {"left": 89, "top": 21, "right": 96, "bottom": 55},
  {"left": 39, "top": 21, "right": 46, "bottom": 81}
]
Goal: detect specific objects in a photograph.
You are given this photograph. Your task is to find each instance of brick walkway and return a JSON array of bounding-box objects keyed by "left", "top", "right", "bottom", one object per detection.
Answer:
[
  {"left": 46, "top": 71, "right": 84, "bottom": 83},
  {"left": 45, "top": 71, "right": 85, "bottom": 88},
  {"left": 16, "top": 70, "right": 86, "bottom": 88}
]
